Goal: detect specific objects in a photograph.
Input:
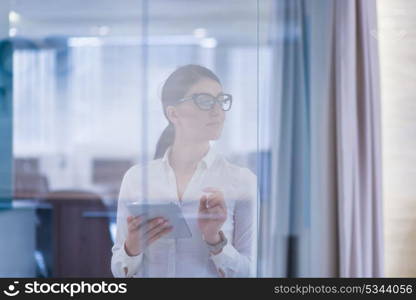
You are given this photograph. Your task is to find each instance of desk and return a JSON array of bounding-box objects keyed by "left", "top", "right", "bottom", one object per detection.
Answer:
[
  {"left": 1, "top": 197, "right": 114, "bottom": 277},
  {"left": 0, "top": 200, "right": 38, "bottom": 277}
]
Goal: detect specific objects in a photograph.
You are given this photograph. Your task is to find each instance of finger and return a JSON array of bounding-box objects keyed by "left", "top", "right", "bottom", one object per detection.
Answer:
[
  {"left": 145, "top": 219, "right": 170, "bottom": 238},
  {"left": 128, "top": 216, "right": 143, "bottom": 232},
  {"left": 206, "top": 189, "right": 224, "bottom": 200},
  {"left": 132, "top": 215, "right": 143, "bottom": 223},
  {"left": 139, "top": 217, "right": 165, "bottom": 235},
  {"left": 207, "top": 205, "right": 223, "bottom": 214},
  {"left": 203, "top": 195, "right": 223, "bottom": 209},
  {"left": 206, "top": 198, "right": 226, "bottom": 210},
  {"left": 199, "top": 195, "right": 208, "bottom": 211},
  {"left": 128, "top": 213, "right": 143, "bottom": 221},
  {"left": 147, "top": 226, "right": 173, "bottom": 245},
  {"left": 207, "top": 199, "right": 227, "bottom": 211},
  {"left": 146, "top": 225, "right": 171, "bottom": 244},
  {"left": 207, "top": 206, "right": 226, "bottom": 219},
  {"left": 127, "top": 215, "right": 139, "bottom": 225},
  {"left": 133, "top": 215, "right": 145, "bottom": 226},
  {"left": 128, "top": 222, "right": 135, "bottom": 232},
  {"left": 206, "top": 191, "right": 221, "bottom": 200},
  {"left": 205, "top": 194, "right": 214, "bottom": 208}
]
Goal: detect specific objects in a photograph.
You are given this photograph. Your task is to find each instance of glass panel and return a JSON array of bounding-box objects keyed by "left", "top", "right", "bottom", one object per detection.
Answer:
[
  {"left": 133, "top": 0, "right": 266, "bottom": 277},
  {"left": 5, "top": 0, "right": 270, "bottom": 277},
  {"left": 4, "top": 0, "right": 392, "bottom": 279},
  {"left": 8, "top": 0, "right": 145, "bottom": 277}
]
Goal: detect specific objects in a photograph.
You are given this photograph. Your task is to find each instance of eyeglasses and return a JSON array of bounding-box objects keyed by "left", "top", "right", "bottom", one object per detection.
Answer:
[{"left": 176, "top": 93, "right": 233, "bottom": 111}]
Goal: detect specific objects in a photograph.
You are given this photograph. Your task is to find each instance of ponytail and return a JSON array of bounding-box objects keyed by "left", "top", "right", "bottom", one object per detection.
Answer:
[{"left": 154, "top": 123, "right": 175, "bottom": 159}]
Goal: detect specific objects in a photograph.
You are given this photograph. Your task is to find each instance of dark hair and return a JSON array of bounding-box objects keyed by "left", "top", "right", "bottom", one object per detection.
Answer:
[{"left": 153, "top": 64, "right": 221, "bottom": 159}]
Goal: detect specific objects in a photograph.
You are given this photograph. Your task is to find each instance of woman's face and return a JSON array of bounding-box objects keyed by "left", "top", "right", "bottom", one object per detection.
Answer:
[{"left": 168, "top": 78, "right": 226, "bottom": 143}]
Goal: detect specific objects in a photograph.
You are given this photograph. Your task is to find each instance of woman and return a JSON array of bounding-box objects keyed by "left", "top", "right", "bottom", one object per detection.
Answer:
[{"left": 111, "top": 64, "right": 257, "bottom": 277}]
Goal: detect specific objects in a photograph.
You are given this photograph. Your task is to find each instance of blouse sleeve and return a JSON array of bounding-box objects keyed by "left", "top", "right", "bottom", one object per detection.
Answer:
[
  {"left": 210, "top": 167, "right": 258, "bottom": 277},
  {"left": 111, "top": 166, "right": 145, "bottom": 278}
]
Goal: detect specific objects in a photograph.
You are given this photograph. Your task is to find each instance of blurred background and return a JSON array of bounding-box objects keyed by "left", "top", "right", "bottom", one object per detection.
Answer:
[
  {"left": 9, "top": 0, "right": 271, "bottom": 205},
  {"left": 0, "top": 0, "right": 415, "bottom": 278}
]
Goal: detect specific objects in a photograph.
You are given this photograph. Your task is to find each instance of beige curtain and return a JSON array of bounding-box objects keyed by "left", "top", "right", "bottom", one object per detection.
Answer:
[
  {"left": 259, "top": 0, "right": 384, "bottom": 277},
  {"left": 331, "top": 0, "right": 384, "bottom": 277},
  {"left": 308, "top": 0, "right": 384, "bottom": 278}
]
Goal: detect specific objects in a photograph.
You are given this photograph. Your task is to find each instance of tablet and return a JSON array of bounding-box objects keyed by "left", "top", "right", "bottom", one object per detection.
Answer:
[{"left": 126, "top": 201, "right": 192, "bottom": 239}]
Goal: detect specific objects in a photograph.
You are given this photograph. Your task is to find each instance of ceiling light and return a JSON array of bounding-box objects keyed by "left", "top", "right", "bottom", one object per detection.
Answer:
[
  {"left": 9, "top": 28, "right": 17, "bottom": 37},
  {"left": 9, "top": 11, "right": 20, "bottom": 24}
]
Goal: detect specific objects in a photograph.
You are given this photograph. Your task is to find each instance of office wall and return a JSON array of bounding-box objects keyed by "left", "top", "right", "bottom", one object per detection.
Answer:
[{"left": 378, "top": 0, "right": 416, "bottom": 277}]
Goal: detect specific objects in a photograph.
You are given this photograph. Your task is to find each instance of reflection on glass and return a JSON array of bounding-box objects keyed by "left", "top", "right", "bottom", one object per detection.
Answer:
[
  {"left": 111, "top": 65, "right": 257, "bottom": 277},
  {"left": 9, "top": 0, "right": 265, "bottom": 278}
]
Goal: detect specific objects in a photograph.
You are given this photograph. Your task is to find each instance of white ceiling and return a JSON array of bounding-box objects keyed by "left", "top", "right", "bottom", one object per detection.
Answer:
[{"left": 10, "top": 0, "right": 273, "bottom": 45}]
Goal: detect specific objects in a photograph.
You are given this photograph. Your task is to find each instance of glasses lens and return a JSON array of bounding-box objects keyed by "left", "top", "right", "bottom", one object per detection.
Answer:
[
  {"left": 195, "top": 94, "right": 215, "bottom": 110},
  {"left": 194, "top": 94, "right": 232, "bottom": 111},
  {"left": 218, "top": 94, "right": 232, "bottom": 111}
]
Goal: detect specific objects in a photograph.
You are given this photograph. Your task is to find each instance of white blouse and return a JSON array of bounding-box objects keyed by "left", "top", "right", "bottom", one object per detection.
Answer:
[{"left": 111, "top": 145, "right": 258, "bottom": 277}]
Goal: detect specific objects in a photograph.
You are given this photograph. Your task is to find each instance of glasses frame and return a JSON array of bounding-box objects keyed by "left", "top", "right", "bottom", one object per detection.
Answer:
[{"left": 175, "top": 93, "right": 233, "bottom": 111}]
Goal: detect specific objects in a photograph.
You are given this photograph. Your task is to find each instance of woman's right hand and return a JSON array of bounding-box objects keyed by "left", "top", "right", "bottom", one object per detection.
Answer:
[{"left": 124, "top": 216, "right": 172, "bottom": 256}]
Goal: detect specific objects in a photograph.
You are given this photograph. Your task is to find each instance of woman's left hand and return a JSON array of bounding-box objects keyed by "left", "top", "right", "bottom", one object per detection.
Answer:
[{"left": 198, "top": 187, "right": 227, "bottom": 244}]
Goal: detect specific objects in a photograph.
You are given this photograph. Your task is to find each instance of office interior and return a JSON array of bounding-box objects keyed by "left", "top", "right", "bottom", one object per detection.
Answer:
[{"left": 0, "top": 0, "right": 415, "bottom": 278}]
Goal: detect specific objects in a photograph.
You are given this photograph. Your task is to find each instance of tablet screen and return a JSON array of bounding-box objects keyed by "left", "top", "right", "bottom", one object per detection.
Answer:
[{"left": 126, "top": 202, "right": 192, "bottom": 239}]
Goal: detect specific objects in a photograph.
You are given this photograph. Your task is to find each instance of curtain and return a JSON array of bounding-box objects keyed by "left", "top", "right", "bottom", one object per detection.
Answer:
[
  {"left": 332, "top": 0, "right": 384, "bottom": 277},
  {"left": 259, "top": 0, "right": 384, "bottom": 277},
  {"left": 258, "top": 0, "right": 311, "bottom": 277}
]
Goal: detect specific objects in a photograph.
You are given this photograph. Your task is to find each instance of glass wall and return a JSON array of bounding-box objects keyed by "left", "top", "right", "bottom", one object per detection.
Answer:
[{"left": 3, "top": 0, "right": 273, "bottom": 277}]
